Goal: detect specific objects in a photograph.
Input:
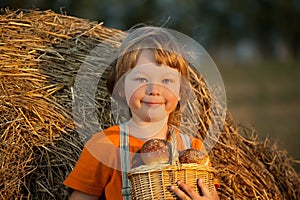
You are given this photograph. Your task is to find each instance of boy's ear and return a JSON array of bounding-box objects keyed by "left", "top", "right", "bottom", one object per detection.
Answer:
[
  {"left": 177, "top": 93, "right": 182, "bottom": 103},
  {"left": 178, "top": 101, "right": 182, "bottom": 109}
]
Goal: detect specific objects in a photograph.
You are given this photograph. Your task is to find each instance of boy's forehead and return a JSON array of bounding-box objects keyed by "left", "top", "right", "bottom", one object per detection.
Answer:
[{"left": 129, "top": 64, "right": 179, "bottom": 75}]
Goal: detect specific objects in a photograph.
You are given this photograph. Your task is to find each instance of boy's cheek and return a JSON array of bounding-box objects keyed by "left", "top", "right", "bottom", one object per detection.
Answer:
[
  {"left": 125, "top": 83, "right": 146, "bottom": 100},
  {"left": 163, "top": 84, "right": 181, "bottom": 100},
  {"left": 126, "top": 93, "right": 143, "bottom": 110},
  {"left": 165, "top": 101, "right": 179, "bottom": 113}
]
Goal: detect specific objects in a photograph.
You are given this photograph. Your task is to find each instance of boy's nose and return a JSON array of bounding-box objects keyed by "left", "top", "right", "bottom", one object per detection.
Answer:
[{"left": 146, "top": 83, "right": 161, "bottom": 96}]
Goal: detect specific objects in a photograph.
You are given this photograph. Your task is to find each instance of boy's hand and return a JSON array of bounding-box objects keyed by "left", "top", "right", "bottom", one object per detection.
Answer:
[{"left": 170, "top": 179, "right": 218, "bottom": 200}]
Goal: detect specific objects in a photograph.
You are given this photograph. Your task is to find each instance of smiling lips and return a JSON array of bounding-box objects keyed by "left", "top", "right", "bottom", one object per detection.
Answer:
[{"left": 142, "top": 100, "right": 165, "bottom": 106}]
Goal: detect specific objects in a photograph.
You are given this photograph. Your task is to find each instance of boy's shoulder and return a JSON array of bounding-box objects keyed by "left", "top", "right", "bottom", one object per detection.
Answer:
[
  {"left": 86, "top": 125, "right": 121, "bottom": 147},
  {"left": 103, "top": 125, "right": 120, "bottom": 134}
]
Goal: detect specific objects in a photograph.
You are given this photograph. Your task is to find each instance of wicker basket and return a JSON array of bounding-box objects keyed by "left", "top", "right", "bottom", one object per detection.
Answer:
[{"left": 127, "top": 163, "right": 215, "bottom": 200}]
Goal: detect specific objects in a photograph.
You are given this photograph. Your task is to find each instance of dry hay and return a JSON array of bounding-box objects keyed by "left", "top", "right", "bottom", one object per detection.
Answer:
[{"left": 0, "top": 9, "right": 299, "bottom": 200}]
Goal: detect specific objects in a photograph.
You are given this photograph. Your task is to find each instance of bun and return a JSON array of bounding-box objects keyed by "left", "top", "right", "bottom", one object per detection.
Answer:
[
  {"left": 179, "top": 148, "right": 209, "bottom": 165},
  {"left": 140, "top": 139, "right": 171, "bottom": 165}
]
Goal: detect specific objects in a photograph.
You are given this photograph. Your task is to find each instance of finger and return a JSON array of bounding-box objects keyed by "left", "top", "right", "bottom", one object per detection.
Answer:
[
  {"left": 197, "top": 179, "right": 211, "bottom": 197},
  {"left": 177, "top": 181, "right": 200, "bottom": 199},
  {"left": 213, "top": 186, "right": 220, "bottom": 200},
  {"left": 170, "top": 184, "right": 191, "bottom": 200}
]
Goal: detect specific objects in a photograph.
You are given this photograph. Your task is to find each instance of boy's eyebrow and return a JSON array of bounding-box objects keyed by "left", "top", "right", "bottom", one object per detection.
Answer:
[
  {"left": 129, "top": 70, "right": 145, "bottom": 76},
  {"left": 130, "top": 70, "right": 178, "bottom": 77}
]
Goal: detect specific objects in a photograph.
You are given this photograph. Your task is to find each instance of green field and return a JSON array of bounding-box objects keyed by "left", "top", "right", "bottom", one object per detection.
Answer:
[{"left": 218, "top": 61, "right": 300, "bottom": 165}]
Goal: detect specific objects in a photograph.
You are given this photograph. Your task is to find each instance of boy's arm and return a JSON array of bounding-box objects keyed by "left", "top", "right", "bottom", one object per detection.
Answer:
[{"left": 69, "top": 190, "right": 99, "bottom": 200}]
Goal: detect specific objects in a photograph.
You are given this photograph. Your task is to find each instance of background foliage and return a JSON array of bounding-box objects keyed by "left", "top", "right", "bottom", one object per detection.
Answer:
[{"left": 2, "top": 0, "right": 299, "bottom": 61}]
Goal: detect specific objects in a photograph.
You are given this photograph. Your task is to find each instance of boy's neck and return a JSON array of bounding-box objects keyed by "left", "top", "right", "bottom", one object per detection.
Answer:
[{"left": 128, "top": 118, "right": 169, "bottom": 140}]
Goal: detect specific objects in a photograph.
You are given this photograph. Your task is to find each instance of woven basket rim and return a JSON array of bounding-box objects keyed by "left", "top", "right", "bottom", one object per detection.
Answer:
[{"left": 128, "top": 163, "right": 215, "bottom": 176}]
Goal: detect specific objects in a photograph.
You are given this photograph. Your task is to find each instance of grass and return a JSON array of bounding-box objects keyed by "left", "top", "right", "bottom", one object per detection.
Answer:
[{"left": 218, "top": 61, "right": 300, "bottom": 162}]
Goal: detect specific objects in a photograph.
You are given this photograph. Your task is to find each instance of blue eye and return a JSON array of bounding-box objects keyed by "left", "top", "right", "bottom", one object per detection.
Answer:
[
  {"left": 136, "top": 78, "right": 148, "bottom": 83},
  {"left": 162, "top": 79, "right": 172, "bottom": 84}
]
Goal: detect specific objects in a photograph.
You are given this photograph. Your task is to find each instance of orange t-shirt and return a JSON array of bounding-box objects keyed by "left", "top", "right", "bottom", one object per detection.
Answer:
[{"left": 63, "top": 125, "right": 214, "bottom": 199}]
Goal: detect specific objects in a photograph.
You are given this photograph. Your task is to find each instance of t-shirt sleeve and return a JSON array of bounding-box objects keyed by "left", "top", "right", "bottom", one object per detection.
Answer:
[
  {"left": 63, "top": 147, "right": 113, "bottom": 196},
  {"left": 191, "top": 137, "right": 204, "bottom": 151}
]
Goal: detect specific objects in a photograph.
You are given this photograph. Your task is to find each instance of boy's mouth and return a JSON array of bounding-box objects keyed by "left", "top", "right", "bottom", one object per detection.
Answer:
[{"left": 142, "top": 101, "right": 165, "bottom": 106}]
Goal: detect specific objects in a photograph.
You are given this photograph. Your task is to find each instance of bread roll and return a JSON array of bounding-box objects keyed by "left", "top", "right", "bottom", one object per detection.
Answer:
[
  {"left": 140, "top": 139, "right": 171, "bottom": 165},
  {"left": 179, "top": 148, "right": 209, "bottom": 165}
]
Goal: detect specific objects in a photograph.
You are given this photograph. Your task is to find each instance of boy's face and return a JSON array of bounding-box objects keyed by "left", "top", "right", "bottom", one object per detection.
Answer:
[{"left": 124, "top": 50, "right": 180, "bottom": 124}]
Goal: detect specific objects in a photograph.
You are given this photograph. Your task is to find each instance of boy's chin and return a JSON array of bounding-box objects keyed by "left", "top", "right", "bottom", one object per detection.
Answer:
[{"left": 144, "top": 116, "right": 168, "bottom": 123}]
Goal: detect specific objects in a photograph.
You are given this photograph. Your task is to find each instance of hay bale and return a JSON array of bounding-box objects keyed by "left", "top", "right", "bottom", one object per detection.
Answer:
[
  {"left": 0, "top": 9, "right": 122, "bottom": 199},
  {"left": 0, "top": 9, "right": 299, "bottom": 199}
]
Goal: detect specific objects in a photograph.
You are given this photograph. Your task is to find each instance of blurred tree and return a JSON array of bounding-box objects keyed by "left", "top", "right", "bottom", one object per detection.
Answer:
[
  {"left": 253, "top": 0, "right": 300, "bottom": 60},
  {"left": 1, "top": 0, "right": 299, "bottom": 60}
]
